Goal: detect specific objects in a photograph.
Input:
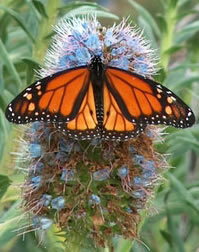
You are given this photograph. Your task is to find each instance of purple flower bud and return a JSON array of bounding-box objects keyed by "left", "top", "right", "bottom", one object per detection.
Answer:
[
  {"left": 31, "top": 122, "right": 41, "bottom": 133},
  {"left": 56, "top": 151, "right": 69, "bottom": 163},
  {"left": 32, "top": 162, "right": 44, "bottom": 174},
  {"left": 131, "top": 189, "right": 145, "bottom": 199},
  {"left": 117, "top": 165, "right": 129, "bottom": 178},
  {"left": 51, "top": 196, "right": 65, "bottom": 210},
  {"left": 146, "top": 129, "right": 153, "bottom": 138},
  {"left": 58, "top": 139, "right": 73, "bottom": 153},
  {"left": 29, "top": 143, "right": 42, "bottom": 158},
  {"left": 60, "top": 169, "right": 75, "bottom": 182},
  {"left": 31, "top": 176, "right": 41, "bottom": 189},
  {"left": 104, "top": 30, "right": 116, "bottom": 47},
  {"left": 89, "top": 194, "right": 101, "bottom": 205},
  {"left": 131, "top": 176, "right": 150, "bottom": 187},
  {"left": 40, "top": 217, "right": 53, "bottom": 230},
  {"left": 126, "top": 207, "right": 133, "bottom": 213},
  {"left": 32, "top": 216, "right": 52, "bottom": 230},
  {"left": 93, "top": 169, "right": 110, "bottom": 181},
  {"left": 133, "top": 155, "right": 145, "bottom": 166},
  {"left": 40, "top": 194, "right": 52, "bottom": 206},
  {"left": 142, "top": 161, "right": 156, "bottom": 178},
  {"left": 128, "top": 145, "right": 136, "bottom": 155},
  {"left": 86, "top": 34, "right": 101, "bottom": 52}
]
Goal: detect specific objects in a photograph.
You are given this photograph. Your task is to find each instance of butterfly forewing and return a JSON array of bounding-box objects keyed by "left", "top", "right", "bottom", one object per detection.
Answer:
[
  {"left": 6, "top": 67, "right": 90, "bottom": 124},
  {"left": 105, "top": 67, "right": 195, "bottom": 128}
]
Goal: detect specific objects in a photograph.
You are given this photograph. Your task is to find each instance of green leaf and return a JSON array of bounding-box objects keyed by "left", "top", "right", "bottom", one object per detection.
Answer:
[
  {"left": 169, "top": 0, "right": 178, "bottom": 9},
  {"left": 63, "top": 6, "right": 119, "bottom": 20},
  {"left": 157, "top": 14, "right": 168, "bottom": 34},
  {"left": 175, "top": 21, "right": 199, "bottom": 43},
  {"left": 22, "top": 57, "right": 40, "bottom": 84},
  {"left": 59, "top": 1, "right": 107, "bottom": 12},
  {"left": 165, "top": 73, "right": 199, "bottom": 91},
  {"left": 128, "top": 0, "right": 161, "bottom": 38},
  {"left": 178, "top": 0, "right": 191, "bottom": 7},
  {"left": 167, "top": 173, "right": 199, "bottom": 214},
  {"left": 0, "top": 39, "right": 23, "bottom": 90},
  {"left": 0, "top": 200, "right": 24, "bottom": 248},
  {"left": 164, "top": 45, "right": 183, "bottom": 55},
  {"left": 0, "top": 64, "right": 4, "bottom": 93},
  {"left": 0, "top": 108, "right": 10, "bottom": 140},
  {"left": 0, "top": 5, "right": 35, "bottom": 43},
  {"left": 0, "top": 13, "right": 10, "bottom": 43},
  {"left": 0, "top": 174, "right": 11, "bottom": 200},
  {"left": 32, "top": 0, "right": 48, "bottom": 18},
  {"left": 160, "top": 230, "right": 173, "bottom": 248}
]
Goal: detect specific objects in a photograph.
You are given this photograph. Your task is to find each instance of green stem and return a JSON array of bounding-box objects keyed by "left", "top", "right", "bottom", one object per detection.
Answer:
[
  {"left": 160, "top": 1, "right": 178, "bottom": 72},
  {"left": 32, "top": 0, "right": 60, "bottom": 62}
]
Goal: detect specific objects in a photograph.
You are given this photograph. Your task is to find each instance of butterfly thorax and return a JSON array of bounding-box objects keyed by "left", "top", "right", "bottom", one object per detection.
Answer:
[{"left": 89, "top": 56, "right": 105, "bottom": 126}]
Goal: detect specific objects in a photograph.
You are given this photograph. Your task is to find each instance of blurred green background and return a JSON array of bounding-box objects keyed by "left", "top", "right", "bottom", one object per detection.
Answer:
[{"left": 0, "top": 0, "right": 199, "bottom": 251}]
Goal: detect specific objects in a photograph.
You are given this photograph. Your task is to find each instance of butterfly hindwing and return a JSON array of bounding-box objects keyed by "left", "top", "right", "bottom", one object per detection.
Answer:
[
  {"left": 6, "top": 66, "right": 90, "bottom": 124},
  {"left": 102, "top": 81, "right": 146, "bottom": 140},
  {"left": 105, "top": 67, "right": 195, "bottom": 128},
  {"left": 56, "top": 81, "right": 100, "bottom": 139}
]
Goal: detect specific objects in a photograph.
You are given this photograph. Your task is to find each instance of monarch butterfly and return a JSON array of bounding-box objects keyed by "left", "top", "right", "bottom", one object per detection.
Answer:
[{"left": 5, "top": 55, "right": 195, "bottom": 140}]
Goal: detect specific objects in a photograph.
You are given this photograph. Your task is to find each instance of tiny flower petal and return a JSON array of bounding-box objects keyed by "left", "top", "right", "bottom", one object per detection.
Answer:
[
  {"left": 89, "top": 194, "right": 101, "bottom": 205},
  {"left": 29, "top": 143, "right": 42, "bottom": 158},
  {"left": 93, "top": 169, "right": 110, "bottom": 181},
  {"left": 51, "top": 196, "right": 65, "bottom": 210},
  {"left": 117, "top": 165, "right": 129, "bottom": 178},
  {"left": 60, "top": 168, "right": 75, "bottom": 182}
]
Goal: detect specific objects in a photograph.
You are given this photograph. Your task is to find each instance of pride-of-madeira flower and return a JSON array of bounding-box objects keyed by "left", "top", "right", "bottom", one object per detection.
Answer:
[{"left": 14, "top": 16, "right": 181, "bottom": 248}]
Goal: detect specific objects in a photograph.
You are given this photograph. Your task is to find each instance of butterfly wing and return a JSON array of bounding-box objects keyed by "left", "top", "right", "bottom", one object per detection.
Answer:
[
  {"left": 105, "top": 67, "right": 195, "bottom": 128},
  {"left": 102, "top": 81, "right": 146, "bottom": 140},
  {"left": 56, "top": 80, "right": 99, "bottom": 139},
  {"left": 6, "top": 66, "right": 99, "bottom": 139}
]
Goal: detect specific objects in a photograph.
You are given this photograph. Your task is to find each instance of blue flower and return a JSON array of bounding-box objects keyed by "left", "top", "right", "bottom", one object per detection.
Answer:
[
  {"left": 75, "top": 47, "right": 91, "bottom": 64},
  {"left": 31, "top": 162, "right": 44, "bottom": 174},
  {"left": 86, "top": 34, "right": 101, "bottom": 52},
  {"left": 142, "top": 161, "right": 156, "bottom": 178},
  {"left": 31, "top": 176, "right": 41, "bottom": 189},
  {"left": 133, "top": 155, "right": 145, "bottom": 166},
  {"left": 31, "top": 122, "right": 41, "bottom": 133},
  {"left": 93, "top": 169, "right": 110, "bottom": 181},
  {"left": 111, "top": 47, "right": 126, "bottom": 56},
  {"left": 40, "top": 194, "right": 52, "bottom": 207},
  {"left": 128, "top": 145, "right": 136, "bottom": 155},
  {"left": 135, "top": 63, "right": 148, "bottom": 74},
  {"left": 51, "top": 196, "right": 65, "bottom": 210},
  {"left": 60, "top": 168, "right": 75, "bottom": 182},
  {"left": 131, "top": 189, "right": 145, "bottom": 199},
  {"left": 89, "top": 194, "right": 101, "bottom": 205},
  {"left": 32, "top": 216, "right": 53, "bottom": 230},
  {"left": 58, "top": 139, "right": 73, "bottom": 153},
  {"left": 104, "top": 30, "right": 115, "bottom": 47},
  {"left": 56, "top": 151, "right": 69, "bottom": 163},
  {"left": 131, "top": 176, "right": 150, "bottom": 187},
  {"left": 117, "top": 165, "right": 129, "bottom": 178},
  {"left": 29, "top": 143, "right": 42, "bottom": 158}
]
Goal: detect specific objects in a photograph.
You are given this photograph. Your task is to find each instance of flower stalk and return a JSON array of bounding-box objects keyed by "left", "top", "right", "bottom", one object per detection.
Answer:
[{"left": 15, "top": 16, "right": 167, "bottom": 251}]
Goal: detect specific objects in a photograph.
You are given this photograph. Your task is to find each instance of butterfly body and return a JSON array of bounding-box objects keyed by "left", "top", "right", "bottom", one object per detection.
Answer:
[
  {"left": 89, "top": 56, "right": 105, "bottom": 127},
  {"left": 5, "top": 55, "right": 195, "bottom": 140}
]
